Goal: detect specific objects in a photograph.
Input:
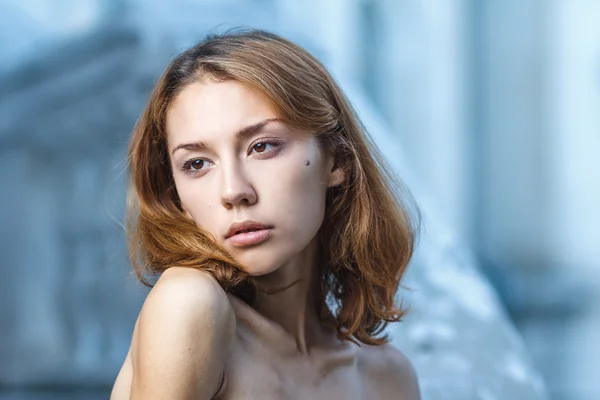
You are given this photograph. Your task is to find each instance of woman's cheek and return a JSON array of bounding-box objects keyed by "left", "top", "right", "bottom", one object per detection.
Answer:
[{"left": 179, "top": 185, "right": 216, "bottom": 223}]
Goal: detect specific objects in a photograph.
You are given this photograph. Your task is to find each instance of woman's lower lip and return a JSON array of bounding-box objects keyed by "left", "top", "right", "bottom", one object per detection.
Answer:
[{"left": 227, "top": 228, "right": 272, "bottom": 247}]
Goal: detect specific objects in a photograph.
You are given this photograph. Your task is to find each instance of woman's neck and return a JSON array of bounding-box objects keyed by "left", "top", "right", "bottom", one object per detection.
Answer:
[{"left": 250, "top": 237, "right": 338, "bottom": 354}]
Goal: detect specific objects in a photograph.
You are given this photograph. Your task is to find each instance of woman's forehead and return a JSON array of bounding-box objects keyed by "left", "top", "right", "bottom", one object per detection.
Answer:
[{"left": 166, "top": 80, "right": 281, "bottom": 146}]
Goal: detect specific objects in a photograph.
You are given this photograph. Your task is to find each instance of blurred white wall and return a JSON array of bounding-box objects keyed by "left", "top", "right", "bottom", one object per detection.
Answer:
[
  {"left": 547, "top": 1, "right": 600, "bottom": 397},
  {"left": 548, "top": 0, "right": 600, "bottom": 276}
]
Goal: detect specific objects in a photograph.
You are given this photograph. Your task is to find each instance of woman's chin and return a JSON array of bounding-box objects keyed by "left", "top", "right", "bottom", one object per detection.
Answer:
[
  {"left": 243, "top": 267, "right": 278, "bottom": 277},
  {"left": 232, "top": 253, "right": 282, "bottom": 277}
]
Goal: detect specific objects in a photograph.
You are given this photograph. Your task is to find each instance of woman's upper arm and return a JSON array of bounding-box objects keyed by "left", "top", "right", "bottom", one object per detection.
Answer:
[{"left": 130, "top": 267, "right": 235, "bottom": 400}]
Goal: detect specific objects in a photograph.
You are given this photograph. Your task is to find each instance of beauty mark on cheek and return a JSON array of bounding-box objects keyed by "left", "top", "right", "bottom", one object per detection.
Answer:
[{"left": 305, "top": 160, "right": 310, "bottom": 166}]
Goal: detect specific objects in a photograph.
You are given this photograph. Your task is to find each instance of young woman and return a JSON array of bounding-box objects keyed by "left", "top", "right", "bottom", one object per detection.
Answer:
[{"left": 111, "top": 29, "right": 421, "bottom": 400}]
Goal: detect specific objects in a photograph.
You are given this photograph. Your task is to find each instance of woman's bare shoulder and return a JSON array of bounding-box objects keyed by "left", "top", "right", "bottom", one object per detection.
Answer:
[
  {"left": 135, "top": 267, "right": 236, "bottom": 343},
  {"left": 359, "top": 343, "right": 421, "bottom": 400},
  {"left": 146, "top": 266, "right": 235, "bottom": 321},
  {"left": 129, "top": 267, "right": 235, "bottom": 399}
]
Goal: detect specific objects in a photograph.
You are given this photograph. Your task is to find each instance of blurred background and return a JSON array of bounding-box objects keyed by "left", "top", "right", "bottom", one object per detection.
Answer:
[{"left": 0, "top": 1, "right": 598, "bottom": 399}]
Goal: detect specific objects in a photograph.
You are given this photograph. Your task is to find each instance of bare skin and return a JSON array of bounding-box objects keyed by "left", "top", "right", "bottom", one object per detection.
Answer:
[
  {"left": 110, "top": 269, "right": 420, "bottom": 400},
  {"left": 110, "top": 80, "right": 421, "bottom": 399}
]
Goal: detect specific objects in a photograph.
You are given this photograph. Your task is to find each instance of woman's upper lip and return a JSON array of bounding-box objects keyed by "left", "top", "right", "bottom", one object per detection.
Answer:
[{"left": 225, "top": 220, "right": 272, "bottom": 239}]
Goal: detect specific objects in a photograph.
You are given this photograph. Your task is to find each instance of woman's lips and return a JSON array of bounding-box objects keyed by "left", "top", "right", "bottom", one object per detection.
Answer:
[{"left": 226, "top": 228, "right": 272, "bottom": 247}]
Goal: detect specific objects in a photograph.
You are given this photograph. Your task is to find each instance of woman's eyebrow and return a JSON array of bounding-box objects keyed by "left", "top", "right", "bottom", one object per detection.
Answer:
[
  {"left": 171, "top": 118, "right": 282, "bottom": 156},
  {"left": 236, "top": 117, "right": 282, "bottom": 141}
]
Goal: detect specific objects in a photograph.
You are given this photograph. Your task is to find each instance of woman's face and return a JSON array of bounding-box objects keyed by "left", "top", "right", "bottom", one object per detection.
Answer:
[{"left": 166, "top": 79, "right": 344, "bottom": 276}]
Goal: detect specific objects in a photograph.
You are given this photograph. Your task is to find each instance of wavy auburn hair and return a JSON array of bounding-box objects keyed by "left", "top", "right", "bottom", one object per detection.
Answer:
[{"left": 127, "top": 29, "right": 420, "bottom": 345}]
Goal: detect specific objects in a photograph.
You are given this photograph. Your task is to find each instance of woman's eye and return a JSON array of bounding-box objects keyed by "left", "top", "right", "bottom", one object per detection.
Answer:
[
  {"left": 182, "top": 158, "right": 208, "bottom": 173},
  {"left": 191, "top": 159, "right": 204, "bottom": 169},
  {"left": 250, "top": 141, "right": 278, "bottom": 154}
]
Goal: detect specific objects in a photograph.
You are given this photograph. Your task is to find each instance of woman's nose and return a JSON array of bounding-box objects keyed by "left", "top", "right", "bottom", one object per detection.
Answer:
[{"left": 220, "top": 162, "right": 257, "bottom": 209}]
